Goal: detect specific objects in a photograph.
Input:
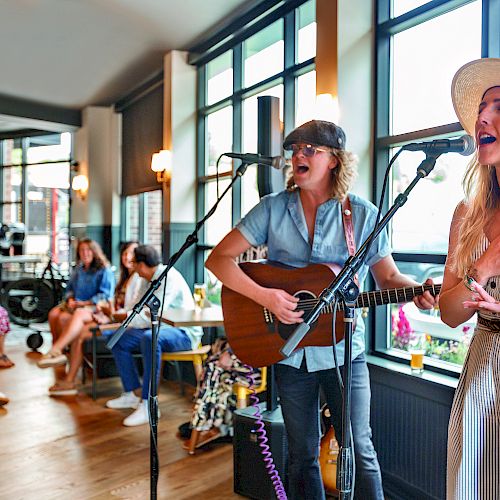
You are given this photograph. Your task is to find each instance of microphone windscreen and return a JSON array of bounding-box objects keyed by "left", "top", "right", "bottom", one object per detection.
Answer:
[{"left": 460, "top": 135, "right": 476, "bottom": 156}]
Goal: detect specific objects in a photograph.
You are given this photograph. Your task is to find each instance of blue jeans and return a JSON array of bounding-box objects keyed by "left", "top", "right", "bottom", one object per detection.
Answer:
[
  {"left": 275, "top": 353, "right": 384, "bottom": 500},
  {"left": 109, "top": 326, "right": 191, "bottom": 400}
]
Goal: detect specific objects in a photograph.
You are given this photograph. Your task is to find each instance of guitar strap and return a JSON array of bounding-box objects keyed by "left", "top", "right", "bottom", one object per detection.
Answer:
[{"left": 341, "top": 195, "right": 359, "bottom": 285}]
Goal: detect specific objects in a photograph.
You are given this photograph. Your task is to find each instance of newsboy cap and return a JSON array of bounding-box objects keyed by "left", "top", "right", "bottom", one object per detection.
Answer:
[{"left": 283, "top": 120, "right": 346, "bottom": 150}]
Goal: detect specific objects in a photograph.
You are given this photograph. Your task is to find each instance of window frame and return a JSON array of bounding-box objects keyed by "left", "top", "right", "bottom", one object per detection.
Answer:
[
  {"left": 194, "top": 0, "right": 316, "bottom": 282},
  {"left": 372, "top": 0, "right": 500, "bottom": 374}
]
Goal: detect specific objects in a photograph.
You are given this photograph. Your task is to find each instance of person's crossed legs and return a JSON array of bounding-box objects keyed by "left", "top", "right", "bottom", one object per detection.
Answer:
[{"left": 108, "top": 326, "right": 191, "bottom": 426}]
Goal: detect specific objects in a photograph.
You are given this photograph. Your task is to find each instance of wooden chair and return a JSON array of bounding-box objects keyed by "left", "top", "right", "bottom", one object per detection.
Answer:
[
  {"left": 82, "top": 323, "right": 134, "bottom": 400},
  {"left": 161, "top": 344, "right": 211, "bottom": 395},
  {"left": 82, "top": 322, "right": 211, "bottom": 399},
  {"left": 233, "top": 366, "right": 268, "bottom": 408}
]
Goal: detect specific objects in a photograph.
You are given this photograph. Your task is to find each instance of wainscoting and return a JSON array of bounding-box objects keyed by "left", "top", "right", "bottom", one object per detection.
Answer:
[
  {"left": 368, "top": 359, "right": 457, "bottom": 500},
  {"left": 165, "top": 222, "right": 196, "bottom": 288}
]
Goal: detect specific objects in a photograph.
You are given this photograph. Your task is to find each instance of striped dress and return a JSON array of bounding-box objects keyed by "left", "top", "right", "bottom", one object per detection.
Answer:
[{"left": 447, "top": 239, "right": 500, "bottom": 499}]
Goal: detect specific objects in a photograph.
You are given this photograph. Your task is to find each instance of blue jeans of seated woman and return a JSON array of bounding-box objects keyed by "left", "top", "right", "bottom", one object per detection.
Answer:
[
  {"left": 109, "top": 326, "right": 191, "bottom": 401},
  {"left": 275, "top": 353, "right": 384, "bottom": 500}
]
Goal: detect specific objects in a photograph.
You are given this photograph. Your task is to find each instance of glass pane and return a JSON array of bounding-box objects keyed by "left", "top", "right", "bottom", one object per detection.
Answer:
[
  {"left": 24, "top": 132, "right": 71, "bottom": 263},
  {"left": 207, "top": 51, "right": 233, "bottom": 106},
  {"left": 297, "top": 0, "right": 316, "bottom": 63},
  {"left": 296, "top": 70, "right": 317, "bottom": 126},
  {"left": 2, "top": 138, "right": 22, "bottom": 166},
  {"left": 244, "top": 20, "right": 284, "bottom": 88},
  {"left": 145, "top": 190, "right": 162, "bottom": 254},
  {"left": 206, "top": 106, "right": 233, "bottom": 175},
  {"left": 2, "top": 204, "right": 22, "bottom": 225},
  {"left": 126, "top": 195, "right": 140, "bottom": 242},
  {"left": 26, "top": 162, "right": 70, "bottom": 261},
  {"left": 27, "top": 133, "right": 68, "bottom": 161},
  {"left": 390, "top": 147, "right": 469, "bottom": 253},
  {"left": 389, "top": 261, "right": 474, "bottom": 369},
  {"left": 205, "top": 178, "right": 232, "bottom": 246},
  {"left": 241, "top": 164, "right": 260, "bottom": 217},
  {"left": 241, "top": 85, "right": 284, "bottom": 216},
  {"left": 392, "top": 0, "right": 432, "bottom": 18},
  {"left": 242, "top": 85, "right": 284, "bottom": 153},
  {"left": 391, "top": 1, "right": 481, "bottom": 135},
  {"left": 2, "top": 166, "right": 22, "bottom": 202}
]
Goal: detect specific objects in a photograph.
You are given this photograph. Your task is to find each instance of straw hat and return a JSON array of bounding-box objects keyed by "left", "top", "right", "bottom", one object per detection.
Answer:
[{"left": 451, "top": 58, "right": 500, "bottom": 136}]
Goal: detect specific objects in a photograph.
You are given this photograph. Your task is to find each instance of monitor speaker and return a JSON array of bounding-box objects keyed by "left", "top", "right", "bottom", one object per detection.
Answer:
[{"left": 233, "top": 402, "right": 288, "bottom": 499}]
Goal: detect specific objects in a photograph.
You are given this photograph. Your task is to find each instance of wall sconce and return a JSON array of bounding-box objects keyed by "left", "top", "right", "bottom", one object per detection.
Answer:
[
  {"left": 151, "top": 149, "right": 172, "bottom": 185},
  {"left": 71, "top": 162, "right": 89, "bottom": 200}
]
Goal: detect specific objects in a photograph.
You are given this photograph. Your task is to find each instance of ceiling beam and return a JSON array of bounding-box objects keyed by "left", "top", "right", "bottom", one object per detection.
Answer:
[{"left": 0, "top": 94, "right": 81, "bottom": 131}]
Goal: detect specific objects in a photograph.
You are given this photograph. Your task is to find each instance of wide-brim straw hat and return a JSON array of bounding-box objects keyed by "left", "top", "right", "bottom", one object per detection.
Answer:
[{"left": 451, "top": 58, "right": 500, "bottom": 136}]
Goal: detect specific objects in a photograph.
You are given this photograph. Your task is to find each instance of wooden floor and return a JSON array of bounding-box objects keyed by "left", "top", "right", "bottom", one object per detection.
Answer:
[{"left": 0, "top": 334, "right": 243, "bottom": 499}]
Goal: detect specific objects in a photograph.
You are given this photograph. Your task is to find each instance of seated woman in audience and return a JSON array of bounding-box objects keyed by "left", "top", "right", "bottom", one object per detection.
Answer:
[
  {"left": 39, "top": 242, "right": 143, "bottom": 396},
  {"left": 38, "top": 238, "right": 115, "bottom": 367},
  {"left": 0, "top": 306, "right": 12, "bottom": 368}
]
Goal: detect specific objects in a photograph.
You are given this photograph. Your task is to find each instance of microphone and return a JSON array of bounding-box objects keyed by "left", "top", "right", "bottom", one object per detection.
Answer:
[
  {"left": 403, "top": 135, "right": 475, "bottom": 156},
  {"left": 224, "top": 152, "right": 285, "bottom": 170}
]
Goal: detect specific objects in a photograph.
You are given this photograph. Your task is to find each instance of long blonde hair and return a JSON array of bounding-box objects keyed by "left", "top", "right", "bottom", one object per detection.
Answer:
[
  {"left": 286, "top": 148, "right": 358, "bottom": 202},
  {"left": 452, "top": 154, "right": 500, "bottom": 276}
]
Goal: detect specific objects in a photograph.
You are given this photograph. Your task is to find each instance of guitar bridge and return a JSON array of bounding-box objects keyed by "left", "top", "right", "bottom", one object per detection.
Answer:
[{"left": 263, "top": 308, "right": 275, "bottom": 332}]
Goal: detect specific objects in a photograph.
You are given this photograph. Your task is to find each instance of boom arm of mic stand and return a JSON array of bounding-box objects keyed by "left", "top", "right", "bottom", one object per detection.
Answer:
[
  {"left": 280, "top": 154, "right": 439, "bottom": 359},
  {"left": 107, "top": 162, "right": 251, "bottom": 350}
]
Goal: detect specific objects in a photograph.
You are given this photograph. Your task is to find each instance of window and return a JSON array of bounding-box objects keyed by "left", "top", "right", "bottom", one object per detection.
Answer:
[
  {"left": 0, "top": 133, "right": 71, "bottom": 267},
  {"left": 123, "top": 190, "right": 162, "bottom": 255},
  {"left": 195, "top": 0, "right": 316, "bottom": 283},
  {"left": 374, "top": 0, "right": 497, "bottom": 372}
]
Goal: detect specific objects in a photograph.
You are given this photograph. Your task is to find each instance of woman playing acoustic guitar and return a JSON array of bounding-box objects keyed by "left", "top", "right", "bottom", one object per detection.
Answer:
[{"left": 206, "top": 119, "right": 438, "bottom": 499}]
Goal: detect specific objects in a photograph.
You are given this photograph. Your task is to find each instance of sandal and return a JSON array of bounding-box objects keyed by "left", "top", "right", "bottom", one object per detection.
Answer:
[
  {"left": 37, "top": 350, "right": 67, "bottom": 368},
  {"left": 48, "top": 381, "right": 78, "bottom": 396},
  {"left": 0, "top": 354, "right": 14, "bottom": 369}
]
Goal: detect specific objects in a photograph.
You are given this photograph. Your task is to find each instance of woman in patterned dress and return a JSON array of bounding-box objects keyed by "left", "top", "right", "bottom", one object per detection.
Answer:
[{"left": 440, "top": 58, "right": 500, "bottom": 500}]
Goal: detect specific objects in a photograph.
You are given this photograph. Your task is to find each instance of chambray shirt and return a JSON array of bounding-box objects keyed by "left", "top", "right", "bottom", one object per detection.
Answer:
[
  {"left": 64, "top": 265, "right": 115, "bottom": 304},
  {"left": 236, "top": 189, "right": 391, "bottom": 372}
]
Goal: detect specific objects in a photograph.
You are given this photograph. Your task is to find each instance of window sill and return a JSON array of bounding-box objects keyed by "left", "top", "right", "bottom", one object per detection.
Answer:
[{"left": 366, "top": 353, "right": 459, "bottom": 390}]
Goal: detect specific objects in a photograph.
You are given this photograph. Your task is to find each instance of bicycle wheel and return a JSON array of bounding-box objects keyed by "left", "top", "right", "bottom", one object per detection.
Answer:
[{"left": 2, "top": 278, "right": 56, "bottom": 325}]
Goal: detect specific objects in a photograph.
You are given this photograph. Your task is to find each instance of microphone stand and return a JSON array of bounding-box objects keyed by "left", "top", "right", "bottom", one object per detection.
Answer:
[
  {"left": 280, "top": 154, "right": 440, "bottom": 499},
  {"left": 106, "top": 161, "right": 251, "bottom": 500}
]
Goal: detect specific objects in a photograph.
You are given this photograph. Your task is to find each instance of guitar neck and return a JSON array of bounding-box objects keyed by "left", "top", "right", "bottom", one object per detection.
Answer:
[{"left": 325, "top": 283, "right": 441, "bottom": 312}]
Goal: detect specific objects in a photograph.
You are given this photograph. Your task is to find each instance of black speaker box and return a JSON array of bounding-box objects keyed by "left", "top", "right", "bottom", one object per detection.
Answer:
[{"left": 233, "top": 402, "right": 288, "bottom": 499}]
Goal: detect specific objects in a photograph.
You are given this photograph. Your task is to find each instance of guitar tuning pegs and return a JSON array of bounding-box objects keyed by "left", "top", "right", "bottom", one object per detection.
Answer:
[{"left": 361, "top": 307, "right": 368, "bottom": 318}]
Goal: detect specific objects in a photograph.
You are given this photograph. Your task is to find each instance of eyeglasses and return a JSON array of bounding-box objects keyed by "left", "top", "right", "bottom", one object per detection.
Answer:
[{"left": 285, "top": 144, "right": 330, "bottom": 159}]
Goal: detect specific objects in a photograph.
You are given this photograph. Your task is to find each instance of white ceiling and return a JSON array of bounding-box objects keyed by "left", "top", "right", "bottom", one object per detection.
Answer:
[{"left": 0, "top": 0, "right": 256, "bottom": 115}]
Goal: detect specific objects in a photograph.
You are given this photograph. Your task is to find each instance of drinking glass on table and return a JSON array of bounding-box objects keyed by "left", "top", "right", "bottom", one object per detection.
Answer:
[{"left": 193, "top": 283, "right": 207, "bottom": 311}]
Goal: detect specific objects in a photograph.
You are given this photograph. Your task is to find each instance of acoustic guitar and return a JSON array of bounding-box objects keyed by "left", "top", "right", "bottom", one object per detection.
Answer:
[{"left": 221, "top": 260, "right": 440, "bottom": 367}]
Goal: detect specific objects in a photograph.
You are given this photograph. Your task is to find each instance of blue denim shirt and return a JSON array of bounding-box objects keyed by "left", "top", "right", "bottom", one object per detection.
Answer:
[
  {"left": 236, "top": 189, "right": 391, "bottom": 371},
  {"left": 65, "top": 265, "right": 115, "bottom": 304}
]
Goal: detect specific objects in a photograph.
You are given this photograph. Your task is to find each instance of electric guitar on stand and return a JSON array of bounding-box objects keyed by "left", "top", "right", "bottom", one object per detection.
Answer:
[
  {"left": 221, "top": 260, "right": 440, "bottom": 367},
  {"left": 320, "top": 404, "right": 339, "bottom": 497}
]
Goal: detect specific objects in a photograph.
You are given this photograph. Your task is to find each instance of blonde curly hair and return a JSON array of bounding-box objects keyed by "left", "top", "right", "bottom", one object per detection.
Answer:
[{"left": 286, "top": 148, "right": 358, "bottom": 201}]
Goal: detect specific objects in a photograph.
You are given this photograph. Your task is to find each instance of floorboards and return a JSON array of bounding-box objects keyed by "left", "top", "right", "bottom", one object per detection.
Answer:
[{"left": 0, "top": 328, "right": 242, "bottom": 500}]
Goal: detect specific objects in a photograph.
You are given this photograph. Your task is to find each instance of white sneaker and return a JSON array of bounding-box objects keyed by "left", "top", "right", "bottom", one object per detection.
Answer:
[
  {"left": 122, "top": 400, "right": 161, "bottom": 427},
  {"left": 106, "top": 392, "right": 141, "bottom": 409}
]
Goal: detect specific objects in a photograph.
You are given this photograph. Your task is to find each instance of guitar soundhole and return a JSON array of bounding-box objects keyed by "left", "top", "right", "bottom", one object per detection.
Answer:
[{"left": 276, "top": 290, "right": 318, "bottom": 341}]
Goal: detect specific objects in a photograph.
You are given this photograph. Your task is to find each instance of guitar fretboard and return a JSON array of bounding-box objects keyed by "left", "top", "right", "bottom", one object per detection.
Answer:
[{"left": 263, "top": 283, "right": 441, "bottom": 319}]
